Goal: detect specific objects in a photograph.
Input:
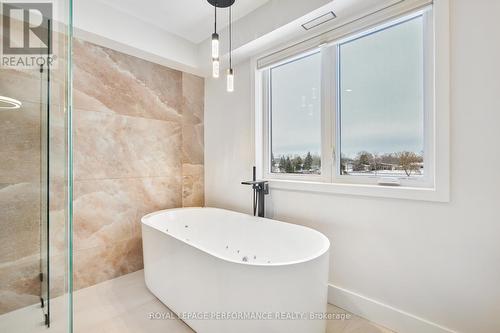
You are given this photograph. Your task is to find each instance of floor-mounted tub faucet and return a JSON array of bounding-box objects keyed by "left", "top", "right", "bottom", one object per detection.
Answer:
[{"left": 242, "top": 166, "right": 269, "bottom": 218}]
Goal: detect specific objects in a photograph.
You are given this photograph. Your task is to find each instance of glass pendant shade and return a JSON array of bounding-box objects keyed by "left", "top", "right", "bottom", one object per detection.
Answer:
[
  {"left": 227, "top": 68, "right": 234, "bottom": 92},
  {"left": 212, "top": 58, "right": 220, "bottom": 78},
  {"left": 211, "top": 33, "right": 219, "bottom": 58}
]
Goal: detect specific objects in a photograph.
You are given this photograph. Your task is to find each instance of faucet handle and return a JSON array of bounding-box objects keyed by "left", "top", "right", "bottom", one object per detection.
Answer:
[
  {"left": 241, "top": 180, "right": 269, "bottom": 194},
  {"left": 241, "top": 180, "right": 268, "bottom": 185}
]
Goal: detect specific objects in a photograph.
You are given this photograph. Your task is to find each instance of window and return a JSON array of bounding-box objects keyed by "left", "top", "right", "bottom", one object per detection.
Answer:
[
  {"left": 261, "top": 8, "right": 437, "bottom": 191},
  {"left": 269, "top": 52, "right": 322, "bottom": 175},
  {"left": 338, "top": 16, "right": 425, "bottom": 180}
]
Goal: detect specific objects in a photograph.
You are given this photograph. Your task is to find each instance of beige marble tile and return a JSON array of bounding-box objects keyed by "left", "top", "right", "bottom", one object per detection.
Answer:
[
  {"left": 181, "top": 73, "right": 204, "bottom": 165},
  {"left": 74, "top": 109, "right": 182, "bottom": 181},
  {"left": 70, "top": 39, "right": 205, "bottom": 292},
  {"left": 0, "top": 150, "right": 41, "bottom": 185},
  {"left": 130, "top": 177, "right": 184, "bottom": 238},
  {"left": 74, "top": 182, "right": 133, "bottom": 252},
  {"left": 73, "top": 237, "right": 143, "bottom": 290},
  {"left": 0, "top": 69, "right": 41, "bottom": 106},
  {"left": 0, "top": 102, "right": 41, "bottom": 184},
  {"left": 180, "top": 121, "right": 204, "bottom": 164},
  {"left": 0, "top": 183, "right": 40, "bottom": 264},
  {"left": 105, "top": 47, "right": 183, "bottom": 114},
  {"left": 0, "top": 255, "right": 40, "bottom": 315},
  {"left": 0, "top": 101, "right": 40, "bottom": 152},
  {"left": 182, "top": 164, "right": 205, "bottom": 207},
  {"left": 74, "top": 177, "right": 181, "bottom": 251},
  {"left": 73, "top": 39, "right": 182, "bottom": 122}
]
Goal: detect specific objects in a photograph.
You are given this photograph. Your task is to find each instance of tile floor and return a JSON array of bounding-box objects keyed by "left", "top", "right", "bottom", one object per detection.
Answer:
[{"left": 0, "top": 270, "right": 394, "bottom": 333}]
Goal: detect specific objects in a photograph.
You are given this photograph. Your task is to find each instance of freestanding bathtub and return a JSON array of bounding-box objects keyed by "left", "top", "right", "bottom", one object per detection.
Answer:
[{"left": 141, "top": 207, "right": 330, "bottom": 333}]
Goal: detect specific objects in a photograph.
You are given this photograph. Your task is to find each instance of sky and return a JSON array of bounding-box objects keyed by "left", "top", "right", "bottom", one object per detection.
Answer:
[
  {"left": 270, "top": 16, "right": 424, "bottom": 159},
  {"left": 271, "top": 52, "right": 322, "bottom": 157}
]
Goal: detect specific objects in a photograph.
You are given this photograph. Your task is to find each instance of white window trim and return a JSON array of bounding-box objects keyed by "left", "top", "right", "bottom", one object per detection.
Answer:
[{"left": 253, "top": 0, "right": 450, "bottom": 202}]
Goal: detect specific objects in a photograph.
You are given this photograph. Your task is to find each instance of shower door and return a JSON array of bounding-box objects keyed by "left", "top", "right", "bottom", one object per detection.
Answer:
[{"left": 0, "top": 0, "right": 73, "bottom": 331}]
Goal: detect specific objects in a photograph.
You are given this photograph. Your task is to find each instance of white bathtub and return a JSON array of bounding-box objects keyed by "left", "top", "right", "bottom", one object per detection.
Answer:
[{"left": 141, "top": 207, "right": 330, "bottom": 333}]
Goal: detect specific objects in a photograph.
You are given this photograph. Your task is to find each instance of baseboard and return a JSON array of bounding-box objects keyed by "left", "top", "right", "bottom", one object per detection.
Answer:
[{"left": 328, "top": 284, "right": 458, "bottom": 333}]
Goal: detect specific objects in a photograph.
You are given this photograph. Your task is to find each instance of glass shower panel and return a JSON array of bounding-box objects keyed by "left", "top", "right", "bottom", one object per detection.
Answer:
[{"left": 0, "top": 0, "right": 72, "bottom": 331}]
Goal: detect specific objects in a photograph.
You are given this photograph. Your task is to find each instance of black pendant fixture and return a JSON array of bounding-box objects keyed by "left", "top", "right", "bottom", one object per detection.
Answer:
[
  {"left": 210, "top": 1, "right": 219, "bottom": 78},
  {"left": 207, "top": 0, "right": 235, "bottom": 91},
  {"left": 207, "top": 0, "right": 235, "bottom": 8}
]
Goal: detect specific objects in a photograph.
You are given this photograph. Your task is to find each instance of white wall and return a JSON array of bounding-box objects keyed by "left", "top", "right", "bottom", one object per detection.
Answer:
[
  {"left": 74, "top": 0, "right": 201, "bottom": 75},
  {"left": 205, "top": 1, "right": 500, "bottom": 333}
]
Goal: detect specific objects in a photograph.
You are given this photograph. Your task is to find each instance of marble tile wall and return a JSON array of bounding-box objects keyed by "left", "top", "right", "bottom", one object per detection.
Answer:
[{"left": 72, "top": 39, "right": 204, "bottom": 290}]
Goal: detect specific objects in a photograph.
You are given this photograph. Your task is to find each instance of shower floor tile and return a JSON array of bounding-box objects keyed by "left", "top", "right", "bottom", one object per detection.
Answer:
[{"left": 0, "top": 270, "right": 394, "bottom": 333}]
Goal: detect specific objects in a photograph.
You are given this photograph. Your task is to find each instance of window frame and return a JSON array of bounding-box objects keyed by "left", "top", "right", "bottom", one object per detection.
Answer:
[{"left": 254, "top": 1, "right": 450, "bottom": 202}]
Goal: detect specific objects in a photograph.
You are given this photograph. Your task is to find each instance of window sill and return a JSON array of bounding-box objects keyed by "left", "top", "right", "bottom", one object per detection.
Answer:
[{"left": 265, "top": 179, "right": 450, "bottom": 202}]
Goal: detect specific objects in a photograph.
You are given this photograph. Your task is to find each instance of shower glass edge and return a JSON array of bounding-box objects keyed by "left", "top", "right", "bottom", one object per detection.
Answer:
[{"left": 67, "top": 0, "right": 74, "bottom": 331}]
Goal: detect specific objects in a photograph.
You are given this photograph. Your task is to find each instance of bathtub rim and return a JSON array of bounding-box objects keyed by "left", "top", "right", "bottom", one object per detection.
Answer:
[{"left": 141, "top": 207, "right": 330, "bottom": 268}]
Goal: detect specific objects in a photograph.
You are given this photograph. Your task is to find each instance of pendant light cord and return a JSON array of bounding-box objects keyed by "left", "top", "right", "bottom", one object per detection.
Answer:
[
  {"left": 229, "top": 6, "right": 232, "bottom": 69},
  {"left": 214, "top": 2, "right": 217, "bottom": 33}
]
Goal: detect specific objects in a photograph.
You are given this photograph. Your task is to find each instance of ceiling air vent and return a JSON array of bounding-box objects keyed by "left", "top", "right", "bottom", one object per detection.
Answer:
[{"left": 302, "top": 11, "right": 337, "bottom": 30}]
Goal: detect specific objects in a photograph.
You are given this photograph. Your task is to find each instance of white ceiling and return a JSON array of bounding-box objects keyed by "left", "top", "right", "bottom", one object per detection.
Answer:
[{"left": 96, "top": 0, "right": 271, "bottom": 44}]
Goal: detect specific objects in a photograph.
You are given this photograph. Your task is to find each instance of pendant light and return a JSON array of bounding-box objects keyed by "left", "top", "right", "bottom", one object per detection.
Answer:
[
  {"left": 211, "top": 2, "right": 219, "bottom": 78},
  {"left": 212, "top": 58, "right": 220, "bottom": 78},
  {"left": 226, "top": 5, "right": 234, "bottom": 92},
  {"left": 207, "top": 0, "right": 235, "bottom": 91}
]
